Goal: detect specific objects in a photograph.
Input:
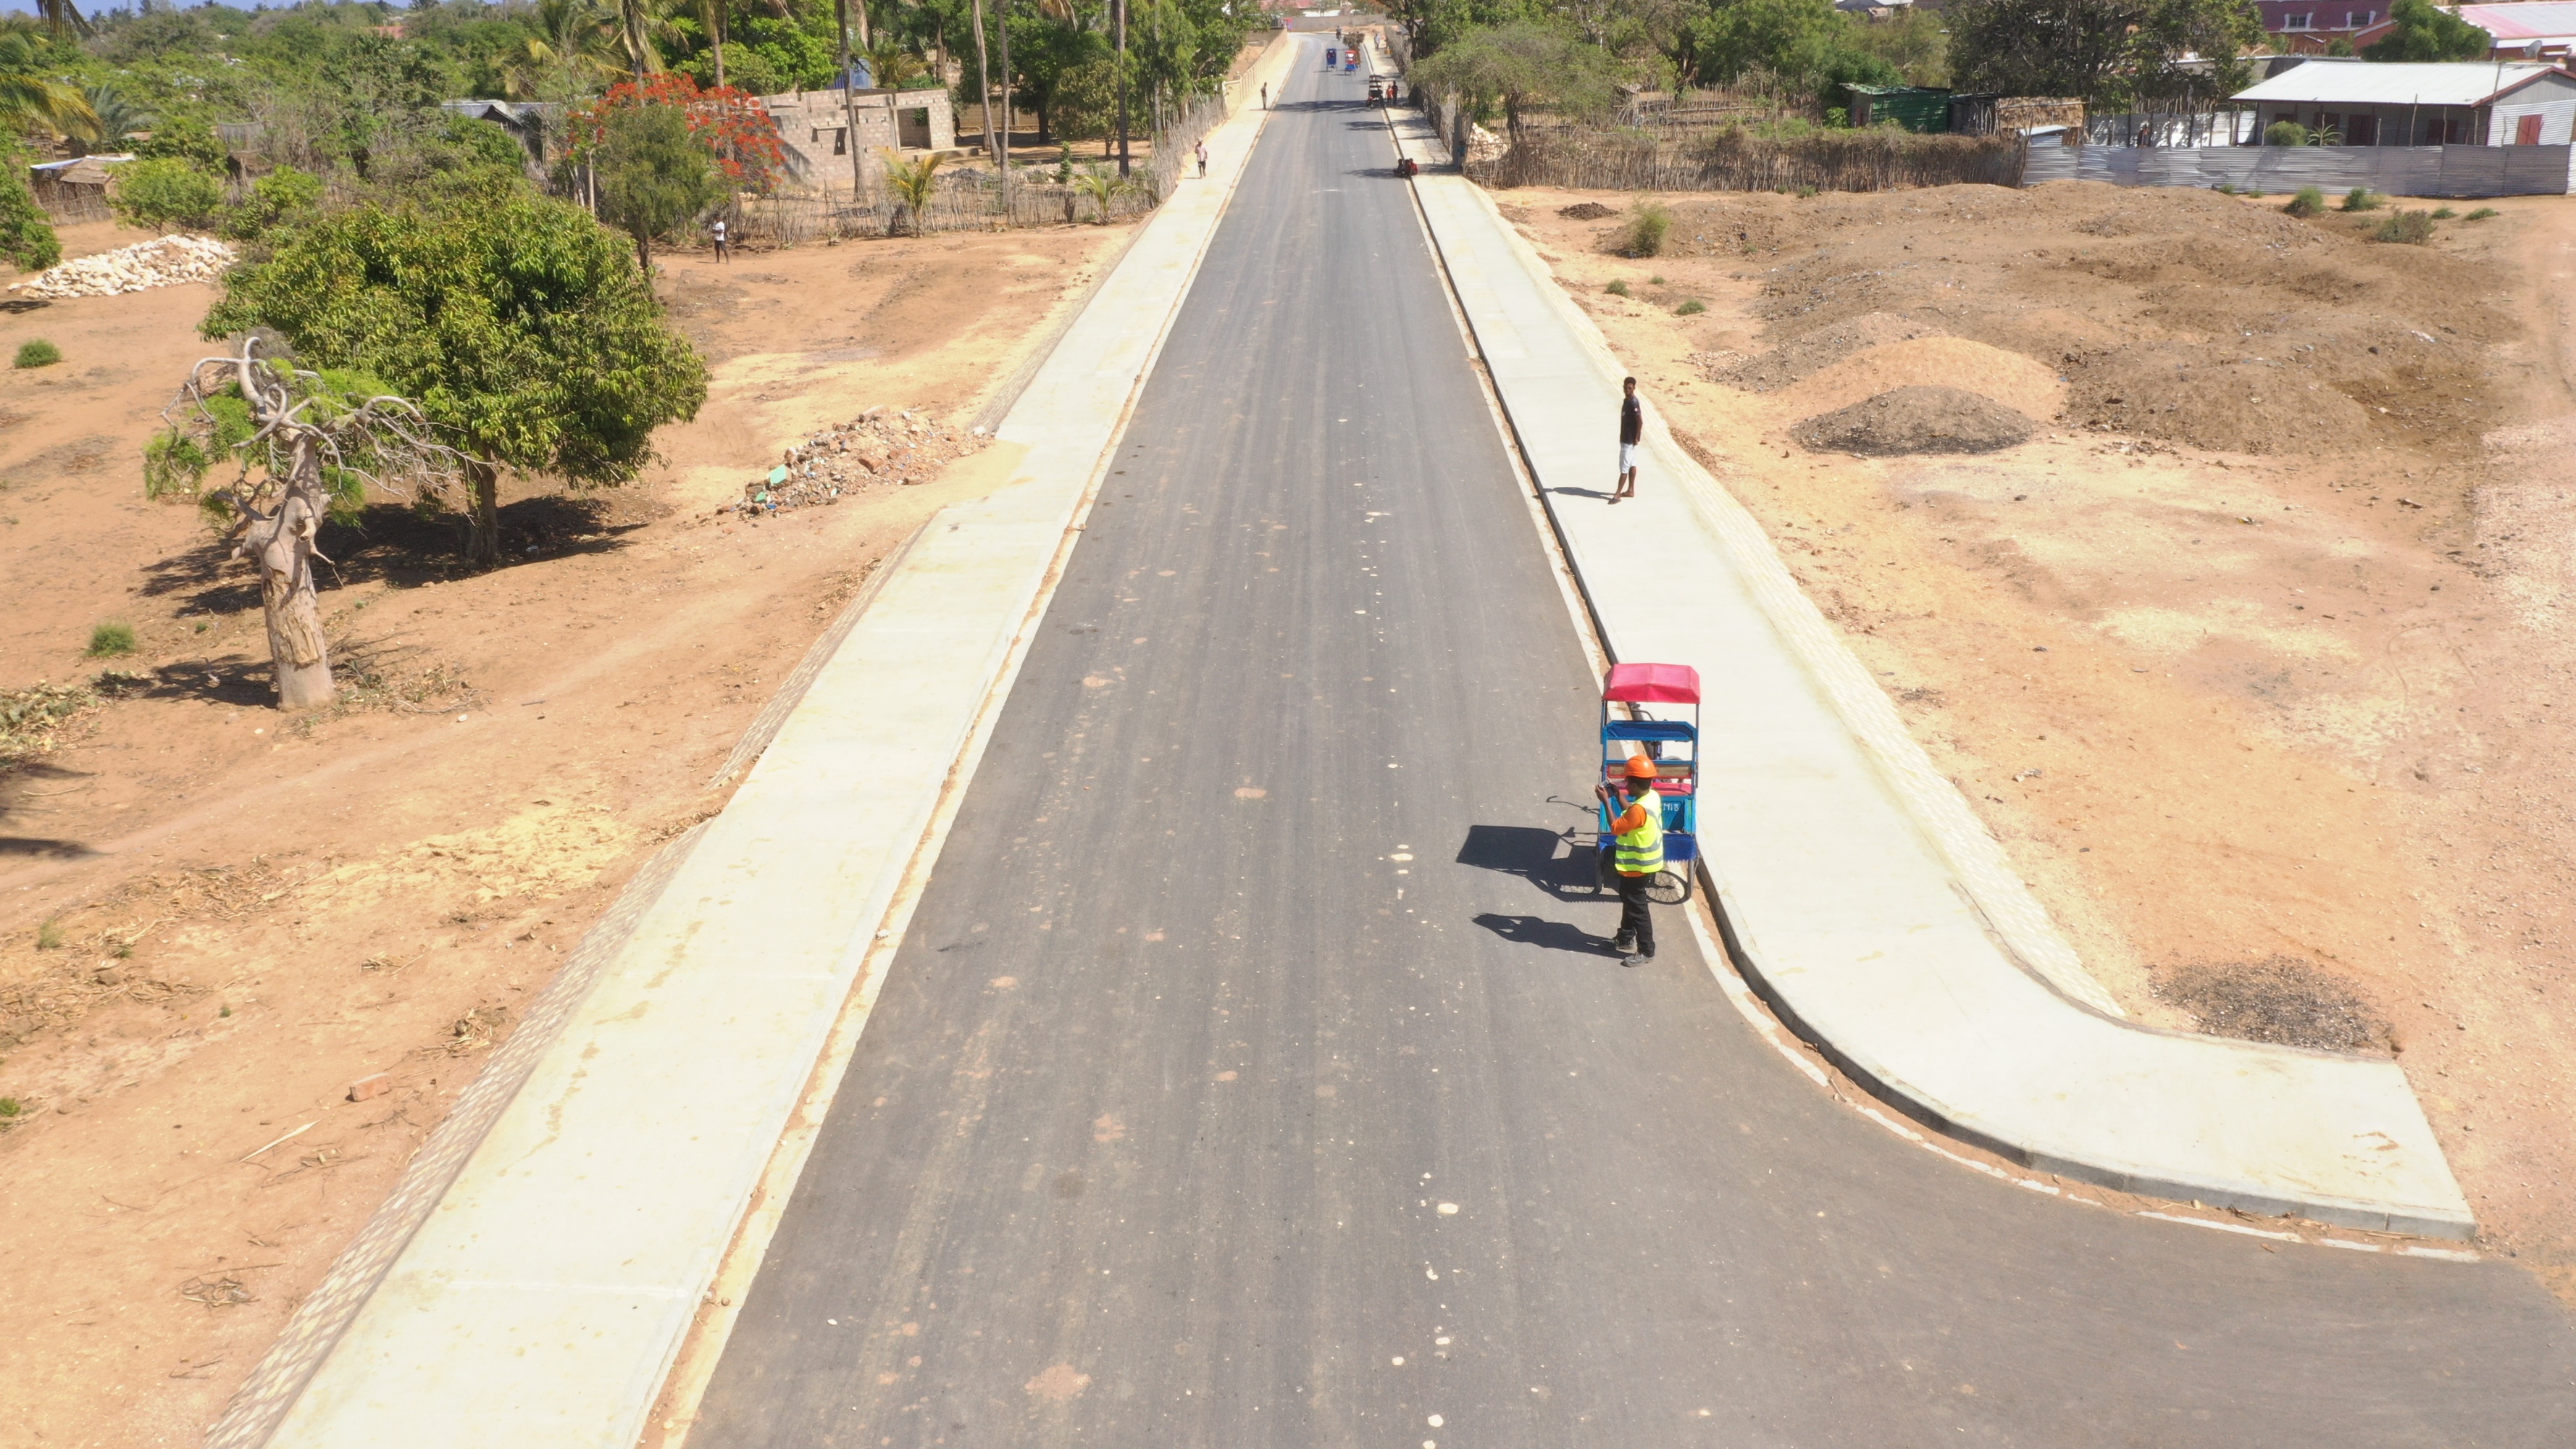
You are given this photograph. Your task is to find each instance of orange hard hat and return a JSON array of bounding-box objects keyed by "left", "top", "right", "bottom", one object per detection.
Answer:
[{"left": 1625, "top": 755, "right": 1658, "bottom": 780}]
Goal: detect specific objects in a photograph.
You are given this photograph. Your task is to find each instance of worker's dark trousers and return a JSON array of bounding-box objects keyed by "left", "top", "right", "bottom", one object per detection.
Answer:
[{"left": 1615, "top": 873, "right": 1656, "bottom": 956}]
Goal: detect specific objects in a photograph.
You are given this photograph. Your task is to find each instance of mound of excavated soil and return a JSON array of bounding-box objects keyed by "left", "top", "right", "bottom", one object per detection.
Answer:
[
  {"left": 1708, "top": 310, "right": 1932, "bottom": 392},
  {"left": 1787, "top": 336, "right": 2067, "bottom": 424},
  {"left": 1557, "top": 201, "right": 1616, "bottom": 220},
  {"left": 1793, "top": 385, "right": 2034, "bottom": 456},
  {"left": 1647, "top": 182, "right": 2511, "bottom": 457}
]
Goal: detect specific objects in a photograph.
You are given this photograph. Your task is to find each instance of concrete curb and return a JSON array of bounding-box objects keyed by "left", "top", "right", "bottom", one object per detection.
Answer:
[
  {"left": 1381, "top": 78, "right": 2474, "bottom": 1241},
  {"left": 207, "top": 35, "right": 1310, "bottom": 1449}
]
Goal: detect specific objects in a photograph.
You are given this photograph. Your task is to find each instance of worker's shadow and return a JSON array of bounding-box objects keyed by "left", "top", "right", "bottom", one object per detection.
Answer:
[
  {"left": 1457, "top": 823, "right": 1599, "bottom": 903},
  {"left": 1471, "top": 912, "right": 1609, "bottom": 957}
]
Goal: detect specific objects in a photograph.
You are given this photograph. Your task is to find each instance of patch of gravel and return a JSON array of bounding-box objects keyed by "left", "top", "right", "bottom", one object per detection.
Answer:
[
  {"left": 1557, "top": 201, "right": 1616, "bottom": 221},
  {"left": 2155, "top": 956, "right": 2393, "bottom": 1055},
  {"left": 1792, "top": 385, "right": 2034, "bottom": 456}
]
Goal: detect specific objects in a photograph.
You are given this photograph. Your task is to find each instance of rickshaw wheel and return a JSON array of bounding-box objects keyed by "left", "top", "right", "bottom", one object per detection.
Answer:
[{"left": 1645, "top": 869, "right": 1691, "bottom": 906}]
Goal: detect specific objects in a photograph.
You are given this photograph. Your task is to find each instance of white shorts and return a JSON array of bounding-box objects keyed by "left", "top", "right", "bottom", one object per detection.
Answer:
[{"left": 1618, "top": 442, "right": 1639, "bottom": 472}]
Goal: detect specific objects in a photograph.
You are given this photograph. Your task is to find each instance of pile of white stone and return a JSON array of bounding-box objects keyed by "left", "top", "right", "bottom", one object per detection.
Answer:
[{"left": 9, "top": 234, "right": 237, "bottom": 299}]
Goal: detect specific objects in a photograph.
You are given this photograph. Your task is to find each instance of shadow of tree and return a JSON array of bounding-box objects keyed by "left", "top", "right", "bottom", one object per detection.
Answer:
[{"left": 135, "top": 494, "right": 640, "bottom": 615}]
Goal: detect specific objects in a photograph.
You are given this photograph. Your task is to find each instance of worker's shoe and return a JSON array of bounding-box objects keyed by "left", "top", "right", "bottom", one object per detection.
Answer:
[
  {"left": 1621, "top": 951, "right": 1650, "bottom": 968},
  {"left": 1610, "top": 935, "right": 1636, "bottom": 956}
]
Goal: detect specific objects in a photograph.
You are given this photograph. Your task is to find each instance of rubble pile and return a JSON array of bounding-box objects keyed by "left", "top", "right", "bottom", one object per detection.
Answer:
[
  {"left": 9, "top": 234, "right": 237, "bottom": 298},
  {"left": 723, "top": 408, "right": 987, "bottom": 518}
]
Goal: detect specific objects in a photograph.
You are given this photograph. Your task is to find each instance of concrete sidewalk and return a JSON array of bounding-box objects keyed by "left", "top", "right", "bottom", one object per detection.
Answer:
[
  {"left": 206, "top": 35, "right": 1311, "bottom": 1449},
  {"left": 1382, "top": 93, "right": 2473, "bottom": 1239}
]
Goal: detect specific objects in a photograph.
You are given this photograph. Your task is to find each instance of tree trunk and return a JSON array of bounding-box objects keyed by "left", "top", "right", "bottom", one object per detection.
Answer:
[
  {"left": 712, "top": 0, "right": 727, "bottom": 90},
  {"left": 465, "top": 459, "right": 502, "bottom": 568},
  {"left": 248, "top": 438, "right": 335, "bottom": 710},
  {"left": 973, "top": 0, "right": 995, "bottom": 164}
]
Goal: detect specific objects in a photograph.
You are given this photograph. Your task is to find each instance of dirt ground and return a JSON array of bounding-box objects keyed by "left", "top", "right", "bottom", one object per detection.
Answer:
[
  {"left": 0, "top": 213, "right": 1137, "bottom": 1446},
  {"left": 1500, "top": 180, "right": 2576, "bottom": 1295}
]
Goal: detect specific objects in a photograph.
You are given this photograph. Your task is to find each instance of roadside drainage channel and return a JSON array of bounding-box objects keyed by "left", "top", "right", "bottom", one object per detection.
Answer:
[
  {"left": 1379, "top": 75, "right": 2472, "bottom": 1242},
  {"left": 206, "top": 35, "right": 1310, "bottom": 1449}
]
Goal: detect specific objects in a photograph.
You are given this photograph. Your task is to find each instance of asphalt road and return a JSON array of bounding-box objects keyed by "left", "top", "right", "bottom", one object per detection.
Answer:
[{"left": 692, "top": 57, "right": 2576, "bottom": 1448}]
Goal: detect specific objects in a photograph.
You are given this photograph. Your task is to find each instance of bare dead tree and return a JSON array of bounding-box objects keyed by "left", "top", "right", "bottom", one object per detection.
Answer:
[{"left": 145, "top": 333, "right": 461, "bottom": 711}]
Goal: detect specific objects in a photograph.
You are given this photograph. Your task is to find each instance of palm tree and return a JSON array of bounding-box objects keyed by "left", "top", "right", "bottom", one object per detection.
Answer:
[
  {"left": 863, "top": 36, "right": 927, "bottom": 88},
  {"left": 76, "top": 84, "right": 151, "bottom": 152},
  {"left": 35, "top": 0, "right": 92, "bottom": 43},
  {"left": 1070, "top": 167, "right": 1125, "bottom": 222},
  {"left": 879, "top": 146, "right": 940, "bottom": 233},
  {"left": 0, "top": 31, "right": 95, "bottom": 138},
  {"left": 504, "top": 0, "right": 622, "bottom": 100}
]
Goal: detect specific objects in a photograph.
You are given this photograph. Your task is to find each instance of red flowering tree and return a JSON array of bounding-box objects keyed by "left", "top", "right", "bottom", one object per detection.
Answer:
[{"left": 569, "top": 73, "right": 790, "bottom": 193}]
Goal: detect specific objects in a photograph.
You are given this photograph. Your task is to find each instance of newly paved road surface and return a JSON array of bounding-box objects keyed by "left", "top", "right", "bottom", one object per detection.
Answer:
[{"left": 693, "top": 57, "right": 2576, "bottom": 1447}]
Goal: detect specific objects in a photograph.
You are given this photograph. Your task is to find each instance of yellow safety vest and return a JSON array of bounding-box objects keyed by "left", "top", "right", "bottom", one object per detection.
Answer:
[{"left": 1613, "top": 787, "right": 1664, "bottom": 876}]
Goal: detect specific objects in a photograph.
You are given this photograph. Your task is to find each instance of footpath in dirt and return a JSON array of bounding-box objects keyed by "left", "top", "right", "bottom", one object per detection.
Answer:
[
  {"left": 0, "top": 214, "right": 1138, "bottom": 1448},
  {"left": 1498, "top": 178, "right": 2576, "bottom": 1298}
]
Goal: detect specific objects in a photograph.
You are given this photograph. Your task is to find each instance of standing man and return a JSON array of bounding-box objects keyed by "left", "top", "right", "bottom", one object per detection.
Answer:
[
  {"left": 711, "top": 215, "right": 731, "bottom": 263},
  {"left": 1597, "top": 754, "right": 1663, "bottom": 966},
  {"left": 1261, "top": 81, "right": 1269, "bottom": 109},
  {"left": 1196, "top": 139, "right": 1209, "bottom": 178},
  {"left": 1613, "top": 375, "right": 1642, "bottom": 503}
]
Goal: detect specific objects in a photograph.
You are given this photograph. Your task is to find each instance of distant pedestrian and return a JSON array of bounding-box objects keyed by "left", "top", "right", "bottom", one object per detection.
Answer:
[
  {"left": 1598, "top": 754, "right": 1664, "bottom": 966},
  {"left": 1613, "top": 375, "right": 1642, "bottom": 502},
  {"left": 1196, "top": 140, "right": 1208, "bottom": 178},
  {"left": 1261, "top": 82, "right": 1269, "bottom": 109},
  {"left": 711, "top": 216, "right": 731, "bottom": 263}
]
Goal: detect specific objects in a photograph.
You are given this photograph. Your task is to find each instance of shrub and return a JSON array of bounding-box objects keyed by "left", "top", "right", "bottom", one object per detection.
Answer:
[
  {"left": 2265, "top": 120, "right": 2309, "bottom": 146},
  {"left": 222, "top": 166, "right": 324, "bottom": 243},
  {"left": 0, "top": 145, "right": 58, "bottom": 272},
  {"left": 2341, "top": 185, "right": 2380, "bottom": 212},
  {"left": 35, "top": 919, "right": 62, "bottom": 949},
  {"left": 2464, "top": 206, "right": 2500, "bottom": 221},
  {"left": 86, "top": 622, "right": 137, "bottom": 657},
  {"left": 1605, "top": 278, "right": 1630, "bottom": 296},
  {"left": 2430, "top": 205, "right": 2456, "bottom": 219},
  {"left": 109, "top": 156, "right": 224, "bottom": 233},
  {"left": 2284, "top": 185, "right": 2326, "bottom": 217},
  {"left": 2372, "top": 209, "right": 2437, "bottom": 243},
  {"left": 1649, "top": 274, "right": 1665, "bottom": 284},
  {"left": 1618, "top": 199, "right": 1671, "bottom": 257},
  {"left": 1675, "top": 298, "right": 1707, "bottom": 315},
  {"left": 0, "top": 1097, "right": 19, "bottom": 1118},
  {"left": 14, "top": 339, "right": 59, "bottom": 368},
  {"left": 2214, "top": 182, "right": 2237, "bottom": 195},
  {"left": 133, "top": 114, "right": 227, "bottom": 173}
]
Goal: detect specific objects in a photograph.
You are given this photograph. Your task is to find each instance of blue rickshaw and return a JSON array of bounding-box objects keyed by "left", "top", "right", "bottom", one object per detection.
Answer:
[{"left": 1594, "top": 662, "right": 1699, "bottom": 905}]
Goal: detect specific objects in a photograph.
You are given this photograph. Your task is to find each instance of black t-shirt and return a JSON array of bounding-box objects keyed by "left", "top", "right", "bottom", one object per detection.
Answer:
[{"left": 1619, "top": 395, "right": 1642, "bottom": 446}]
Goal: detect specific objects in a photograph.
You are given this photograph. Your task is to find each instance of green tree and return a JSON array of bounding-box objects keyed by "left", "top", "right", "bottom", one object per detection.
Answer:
[
  {"left": 134, "top": 113, "right": 229, "bottom": 172},
  {"left": 595, "top": 99, "right": 728, "bottom": 268},
  {"left": 201, "top": 193, "right": 711, "bottom": 567},
  {"left": 109, "top": 156, "right": 225, "bottom": 232},
  {"left": 1411, "top": 20, "right": 1622, "bottom": 137},
  {"left": 1949, "top": 0, "right": 2259, "bottom": 107},
  {"left": 1845, "top": 8, "right": 1951, "bottom": 88},
  {"left": 220, "top": 165, "right": 325, "bottom": 245},
  {"left": 2364, "top": 0, "right": 2489, "bottom": 62},
  {"left": 1692, "top": 0, "right": 1901, "bottom": 109},
  {"left": 0, "top": 142, "right": 59, "bottom": 272}
]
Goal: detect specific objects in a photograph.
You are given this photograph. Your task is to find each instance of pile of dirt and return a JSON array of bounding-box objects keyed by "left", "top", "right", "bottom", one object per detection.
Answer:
[
  {"left": 1704, "top": 311, "right": 1933, "bottom": 392},
  {"left": 1557, "top": 201, "right": 1616, "bottom": 221},
  {"left": 1792, "top": 385, "right": 2034, "bottom": 456},
  {"left": 2154, "top": 956, "right": 2392, "bottom": 1055},
  {"left": 1649, "top": 183, "right": 2511, "bottom": 457},
  {"left": 723, "top": 409, "right": 988, "bottom": 518},
  {"left": 8, "top": 234, "right": 234, "bottom": 298}
]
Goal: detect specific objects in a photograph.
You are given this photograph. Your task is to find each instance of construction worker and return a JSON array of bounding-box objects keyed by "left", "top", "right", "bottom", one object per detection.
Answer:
[{"left": 1596, "top": 754, "right": 1663, "bottom": 966}]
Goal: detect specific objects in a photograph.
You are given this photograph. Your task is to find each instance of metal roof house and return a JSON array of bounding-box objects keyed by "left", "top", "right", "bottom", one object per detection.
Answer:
[{"left": 2231, "top": 59, "right": 2576, "bottom": 144}]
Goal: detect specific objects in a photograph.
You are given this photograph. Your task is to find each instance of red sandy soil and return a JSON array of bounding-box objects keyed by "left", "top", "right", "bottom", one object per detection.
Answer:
[
  {"left": 0, "top": 214, "right": 1137, "bottom": 1446},
  {"left": 1505, "top": 180, "right": 2576, "bottom": 1298}
]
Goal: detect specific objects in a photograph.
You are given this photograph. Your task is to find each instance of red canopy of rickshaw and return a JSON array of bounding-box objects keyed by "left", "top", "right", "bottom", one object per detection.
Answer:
[{"left": 1602, "top": 663, "right": 1700, "bottom": 703}]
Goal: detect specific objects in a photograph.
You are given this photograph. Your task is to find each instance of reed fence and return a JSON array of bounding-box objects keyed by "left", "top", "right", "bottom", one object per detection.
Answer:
[{"left": 1464, "top": 122, "right": 2027, "bottom": 193}]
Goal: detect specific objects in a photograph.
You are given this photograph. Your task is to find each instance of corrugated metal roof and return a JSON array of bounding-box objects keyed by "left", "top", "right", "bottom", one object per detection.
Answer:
[
  {"left": 2234, "top": 59, "right": 2560, "bottom": 104},
  {"left": 2459, "top": 2, "right": 2576, "bottom": 41}
]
